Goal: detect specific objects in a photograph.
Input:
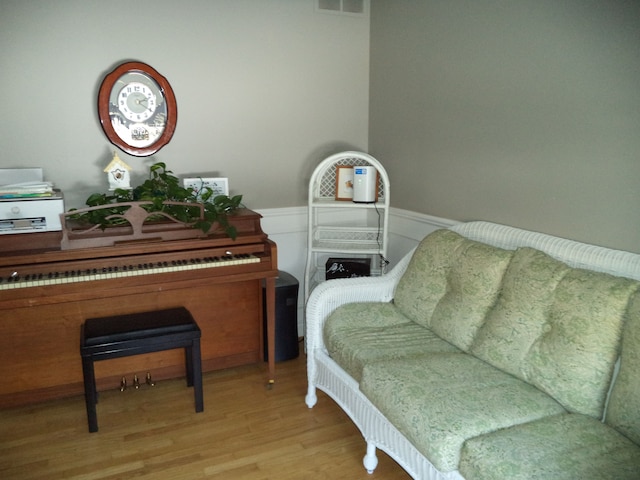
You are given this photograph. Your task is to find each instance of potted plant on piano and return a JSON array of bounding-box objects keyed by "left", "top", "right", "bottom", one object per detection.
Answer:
[{"left": 62, "top": 162, "right": 243, "bottom": 250}]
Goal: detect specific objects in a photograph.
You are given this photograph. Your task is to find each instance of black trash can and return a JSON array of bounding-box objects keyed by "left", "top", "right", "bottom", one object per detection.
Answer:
[{"left": 263, "top": 271, "right": 300, "bottom": 362}]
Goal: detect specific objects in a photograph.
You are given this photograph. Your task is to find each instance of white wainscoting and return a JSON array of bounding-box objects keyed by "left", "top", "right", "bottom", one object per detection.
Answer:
[
  {"left": 387, "top": 208, "right": 459, "bottom": 268},
  {"left": 256, "top": 206, "right": 458, "bottom": 338},
  {"left": 256, "top": 206, "right": 308, "bottom": 293}
]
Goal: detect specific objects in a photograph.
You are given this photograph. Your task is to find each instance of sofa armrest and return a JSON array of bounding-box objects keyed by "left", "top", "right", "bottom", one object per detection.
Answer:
[
  {"left": 305, "top": 248, "right": 415, "bottom": 355},
  {"left": 305, "top": 249, "right": 415, "bottom": 408}
]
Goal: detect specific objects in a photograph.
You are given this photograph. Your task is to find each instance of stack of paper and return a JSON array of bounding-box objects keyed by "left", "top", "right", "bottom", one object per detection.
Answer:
[{"left": 0, "top": 181, "right": 55, "bottom": 199}]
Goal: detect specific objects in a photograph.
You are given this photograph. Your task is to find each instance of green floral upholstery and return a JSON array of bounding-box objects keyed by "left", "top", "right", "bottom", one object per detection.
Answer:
[
  {"left": 606, "top": 292, "right": 640, "bottom": 444},
  {"left": 471, "top": 248, "right": 569, "bottom": 378},
  {"left": 394, "top": 229, "right": 513, "bottom": 351},
  {"left": 472, "top": 247, "right": 638, "bottom": 417},
  {"left": 360, "top": 353, "right": 566, "bottom": 472},
  {"left": 319, "top": 226, "right": 640, "bottom": 478},
  {"left": 460, "top": 414, "right": 640, "bottom": 480},
  {"left": 394, "top": 229, "right": 467, "bottom": 327},
  {"left": 428, "top": 241, "right": 513, "bottom": 351},
  {"left": 323, "top": 302, "right": 460, "bottom": 382},
  {"left": 524, "top": 267, "right": 638, "bottom": 417}
]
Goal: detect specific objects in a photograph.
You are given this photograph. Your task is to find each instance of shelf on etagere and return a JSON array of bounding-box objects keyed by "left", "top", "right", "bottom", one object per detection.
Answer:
[
  {"left": 310, "top": 198, "right": 387, "bottom": 208},
  {"left": 312, "top": 226, "right": 383, "bottom": 247},
  {"left": 311, "top": 238, "right": 383, "bottom": 251},
  {"left": 310, "top": 245, "right": 382, "bottom": 254}
]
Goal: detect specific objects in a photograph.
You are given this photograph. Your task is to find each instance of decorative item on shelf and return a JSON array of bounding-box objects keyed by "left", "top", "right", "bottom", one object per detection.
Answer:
[
  {"left": 183, "top": 177, "right": 229, "bottom": 200},
  {"left": 97, "top": 61, "right": 177, "bottom": 157},
  {"left": 325, "top": 257, "right": 371, "bottom": 280},
  {"left": 62, "top": 162, "right": 243, "bottom": 250},
  {"left": 335, "top": 165, "right": 354, "bottom": 200},
  {"left": 104, "top": 151, "right": 132, "bottom": 190},
  {"left": 352, "top": 166, "right": 378, "bottom": 203}
]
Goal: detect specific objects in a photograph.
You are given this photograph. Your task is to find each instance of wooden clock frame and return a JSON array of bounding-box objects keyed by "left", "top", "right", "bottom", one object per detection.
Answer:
[{"left": 97, "top": 61, "right": 177, "bottom": 157}]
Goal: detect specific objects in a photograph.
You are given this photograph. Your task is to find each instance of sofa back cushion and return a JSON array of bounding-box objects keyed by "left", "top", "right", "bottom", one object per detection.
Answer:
[
  {"left": 394, "top": 229, "right": 466, "bottom": 327},
  {"left": 471, "top": 248, "right": 570, "bottom": 379},
  {"left": 395, "top": 229, "right": 512, "bottom": 351},
  {"left": 471, "top": 247, "right": 639, "bottom": 417},
  {"left": 606, "top": 292, "right": 640, "bottom": 444}
]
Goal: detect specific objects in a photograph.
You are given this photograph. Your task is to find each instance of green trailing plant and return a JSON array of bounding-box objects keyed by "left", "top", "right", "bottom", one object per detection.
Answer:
[{"left": 69, "top": 162, "right": 243, "bottom": 239}]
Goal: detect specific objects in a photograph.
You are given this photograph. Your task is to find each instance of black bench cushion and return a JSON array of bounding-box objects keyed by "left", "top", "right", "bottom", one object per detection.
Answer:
[{"left": 83, "top": 307, "right": 198, "bottom": 346}]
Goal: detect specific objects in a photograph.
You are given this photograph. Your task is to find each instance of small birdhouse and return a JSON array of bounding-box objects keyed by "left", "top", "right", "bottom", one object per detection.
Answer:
[{"left": 103, "top": 151, "right": 132, "bottom": 190}]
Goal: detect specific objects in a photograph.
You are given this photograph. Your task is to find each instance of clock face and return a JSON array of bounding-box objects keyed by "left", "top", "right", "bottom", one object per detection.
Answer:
[
  {"left": 98, "top": 62, "right": 177, "bottom": 156},
  {"left": 110, "top": 74, "right": 164, "bottom": 148},
  {"left": 117, "top": 81, "right": 157, "bottom": 122}
]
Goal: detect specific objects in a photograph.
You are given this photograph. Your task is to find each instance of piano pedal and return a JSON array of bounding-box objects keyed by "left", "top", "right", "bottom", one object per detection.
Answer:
[
  {"left": 133, "top": 374, "right": 140, "bottom": 390},
  {"left": 145, "top": 372, "right": 155, "bottom": 387},
  {"left": 120, "top": 376, "right": 127, "bottom": 392},
  {"left": 266, "top": 379, "right": 275, "bottom": 390}
]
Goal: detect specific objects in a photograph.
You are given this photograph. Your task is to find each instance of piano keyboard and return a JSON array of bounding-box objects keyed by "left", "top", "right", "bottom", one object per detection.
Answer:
[{"left": 0, "top": 254, "right": 260, "bottom": 290}]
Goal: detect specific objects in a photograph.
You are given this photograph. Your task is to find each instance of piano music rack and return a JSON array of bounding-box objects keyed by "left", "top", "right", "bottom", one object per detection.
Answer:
[{"left": 60, "top": 201, "right": 208, "bottom": 250}]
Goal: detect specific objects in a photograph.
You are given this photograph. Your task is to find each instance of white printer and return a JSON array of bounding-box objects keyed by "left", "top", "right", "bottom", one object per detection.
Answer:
[{"left": 0, "top": 168, "right": 65, "bottom": 234}]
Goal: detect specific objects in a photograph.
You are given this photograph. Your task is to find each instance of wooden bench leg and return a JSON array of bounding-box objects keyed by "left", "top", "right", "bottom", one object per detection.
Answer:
[{"left": 81, "top": 356, "right": 99, "bottom": 433}]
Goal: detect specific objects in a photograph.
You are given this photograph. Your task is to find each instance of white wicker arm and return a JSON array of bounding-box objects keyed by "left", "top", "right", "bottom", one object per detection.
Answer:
[{"left": 305, "top": 249, "right": 415, "bottom": 407}]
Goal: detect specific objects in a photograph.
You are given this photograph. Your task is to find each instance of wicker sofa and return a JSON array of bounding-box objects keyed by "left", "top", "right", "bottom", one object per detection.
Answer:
[{"left": 305, "top": 221, "right": 640, "bottom": 479}]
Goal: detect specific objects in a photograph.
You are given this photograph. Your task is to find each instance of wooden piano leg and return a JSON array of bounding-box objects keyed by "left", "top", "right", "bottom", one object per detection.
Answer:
[
  {"left": 81, "top": 355, "right": 99, "bottom": 433},
  {"left": 265, "top": 276, "right": 276, "bottom": 386}
]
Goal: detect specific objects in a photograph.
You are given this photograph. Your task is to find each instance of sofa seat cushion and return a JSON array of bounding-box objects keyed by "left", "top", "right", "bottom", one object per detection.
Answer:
[
  {"left": 360, "top": 353, "right": 566, "bottom": 472},
  {"left": 323, "top": 302, "right": 460, "bottom": 382},
  {"left": 459, "top": 413, "right": 640, "bottom": 480},
  {"left": 471, "top": 247, "right": 639, "bottom": 417},
  {"left": 394, "top": 229, "right": 513, "bottom": 351}
]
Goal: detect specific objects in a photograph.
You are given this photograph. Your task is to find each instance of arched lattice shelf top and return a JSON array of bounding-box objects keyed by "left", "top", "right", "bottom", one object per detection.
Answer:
[{"left": 310, "top": 151, "right": 389, "bottom": 202}]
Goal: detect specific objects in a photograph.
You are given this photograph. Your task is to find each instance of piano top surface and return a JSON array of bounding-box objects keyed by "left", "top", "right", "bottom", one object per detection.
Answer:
[{"left": 0, "top": 208, "right": 268, "bottom": 268}]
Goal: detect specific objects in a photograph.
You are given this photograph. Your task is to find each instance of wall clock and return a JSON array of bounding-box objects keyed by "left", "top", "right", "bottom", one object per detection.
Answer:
[{"left": 97, "top": 61, "right": 177, "bottom": 157}]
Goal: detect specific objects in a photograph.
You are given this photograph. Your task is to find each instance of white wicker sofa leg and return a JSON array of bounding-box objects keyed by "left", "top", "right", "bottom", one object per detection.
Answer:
[
  {"left": 364, "top": 442, "right": 379, "bottom": 474},
  {"left": 305, "top": 385, "right": 317, "bottom": 408}
]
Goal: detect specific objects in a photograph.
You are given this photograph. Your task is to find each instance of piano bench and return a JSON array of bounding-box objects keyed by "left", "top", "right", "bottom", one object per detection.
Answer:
[{"left": 80, "top": 307, "right": 203, "bottom": 433}]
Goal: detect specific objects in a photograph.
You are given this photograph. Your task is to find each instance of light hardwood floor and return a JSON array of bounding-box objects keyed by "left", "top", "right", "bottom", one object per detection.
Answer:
[{"left": 0, "top": 345, "right": 411, "bottom": 479}]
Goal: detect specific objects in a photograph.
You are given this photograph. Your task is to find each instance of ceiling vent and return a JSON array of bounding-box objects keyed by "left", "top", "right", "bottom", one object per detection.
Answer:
[{"left": 317, "top": 0, "right": 365, "bottom": 15}]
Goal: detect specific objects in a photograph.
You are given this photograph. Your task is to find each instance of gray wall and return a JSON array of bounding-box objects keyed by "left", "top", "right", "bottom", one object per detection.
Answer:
[
  {"left": 369, "top": 0, "right": 640, "bottom": 253},
  {"left": 3, "top": 0, "right": 639, "bottom": 254},
  {"left": 0, "top": 0, "right": 369, "bottom": 210}
]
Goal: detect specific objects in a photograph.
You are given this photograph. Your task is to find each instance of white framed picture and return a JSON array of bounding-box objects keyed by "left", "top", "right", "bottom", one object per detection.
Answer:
[{"left": 183, "top": 177, "right": 229, "bottom": 199}]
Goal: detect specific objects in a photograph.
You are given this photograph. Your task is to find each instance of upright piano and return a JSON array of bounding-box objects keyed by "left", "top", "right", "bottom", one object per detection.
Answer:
[{"left": 0, "top": 208, "right": 277, "bottom": 408}]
